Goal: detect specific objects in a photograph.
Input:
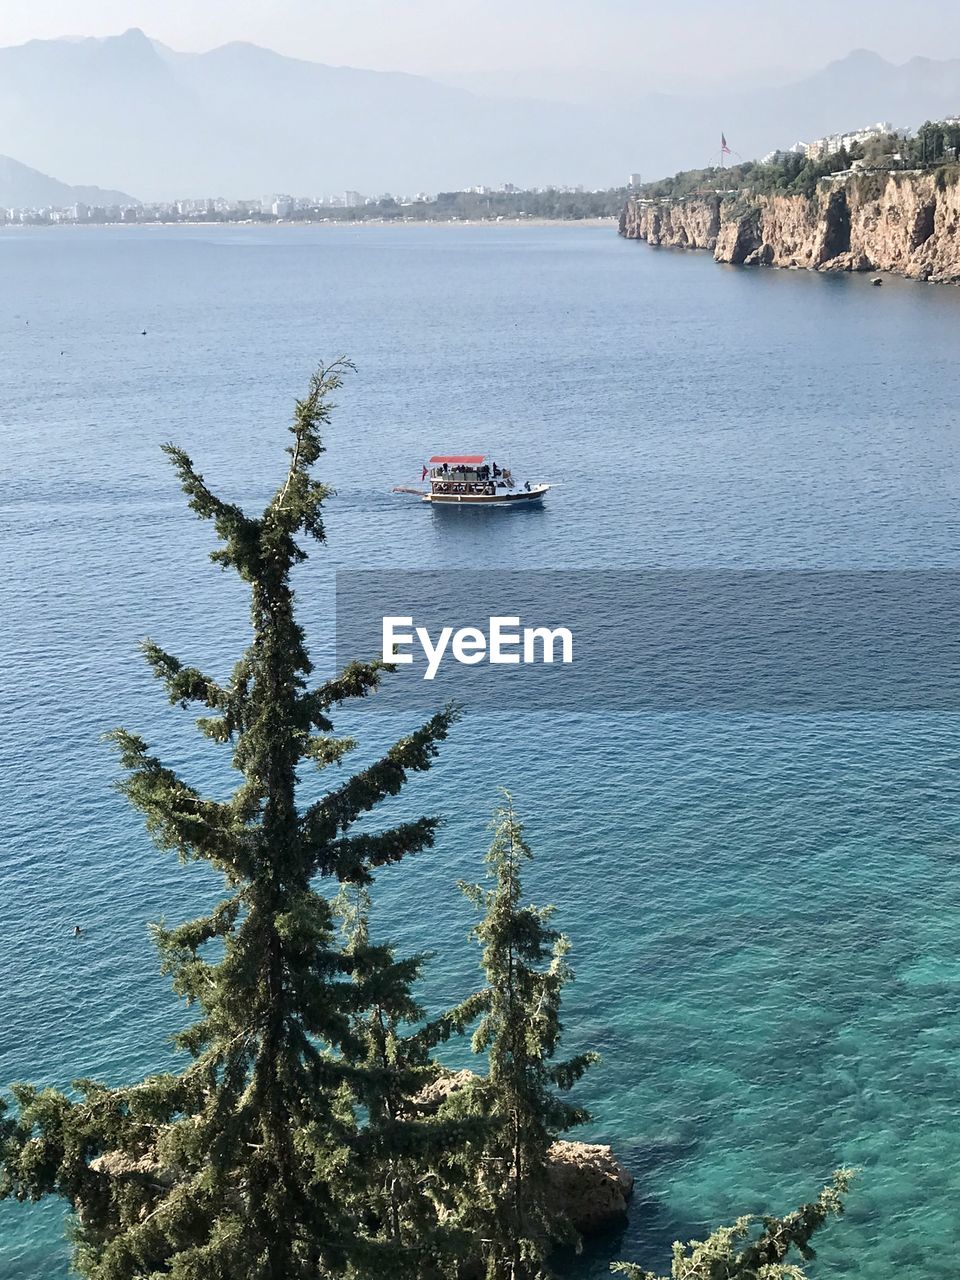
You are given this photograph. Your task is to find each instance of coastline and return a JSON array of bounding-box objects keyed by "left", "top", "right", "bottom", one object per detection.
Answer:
[
  {"left": 0, "top": 215, "right": 619, "bottom": 233},
  {"left": 620, "top": 171, "right": 960, "bottom": 284}
]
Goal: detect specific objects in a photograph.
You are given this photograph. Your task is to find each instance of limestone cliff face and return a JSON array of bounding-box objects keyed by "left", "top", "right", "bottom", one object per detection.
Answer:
[
  {"left": 620, "top": 171, "right": 960, "bottom": 282},
  {"left": 618, "top": 195, "right": 721, "bottom": 250}
]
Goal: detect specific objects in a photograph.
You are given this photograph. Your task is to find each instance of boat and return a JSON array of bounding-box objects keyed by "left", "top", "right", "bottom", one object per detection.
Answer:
[{"left": 393, "top": 454, "right": 550, "bottom": 506}]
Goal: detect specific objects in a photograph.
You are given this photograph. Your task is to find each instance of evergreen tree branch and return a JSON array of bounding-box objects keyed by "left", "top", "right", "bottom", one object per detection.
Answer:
[
  {"left": 324, "top": 818, "right": 442, "bottom": 884},
  {"left": 611, "top": 1170, "right": 856, "bottom": 1280},
  {"left": 418, "top": 991, "right": 492, "bottom": 1049},
  {"left": 302, "top": 659, "right": 392, "bottom": 731},
  {"left": 547, "top": 1052, "right": 600, "bottom": 1091},
  {"left": 305, "top": 734, "right": 358, "bottom": 768},
  {"left": 160, "top": 443, "right": 263, "bottom": 579},
  {"left": 141, "top": 640, "right": 229, "bottom": 711},
  {"left": 300, "top": 706, "right": 457, "bottom": 866},
  {"left": 107, "top": 730, "right": 251, "bottom": 875},
  {"left": 267, "top": 357, "right": 355, "bottom": 545}
]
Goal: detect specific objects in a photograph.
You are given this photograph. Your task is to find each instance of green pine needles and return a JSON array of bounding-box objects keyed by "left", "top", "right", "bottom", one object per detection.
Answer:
[{"left": 611, "top": 1168, "right": 855, "bottom": 1280}]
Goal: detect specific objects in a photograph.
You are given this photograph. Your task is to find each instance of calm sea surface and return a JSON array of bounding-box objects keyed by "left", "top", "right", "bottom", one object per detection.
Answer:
[{"left": 2, "top": 224, "right": 960, "bottom": 1278}]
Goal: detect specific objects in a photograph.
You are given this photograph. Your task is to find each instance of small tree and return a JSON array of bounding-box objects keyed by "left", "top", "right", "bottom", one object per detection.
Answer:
[
  {"left": 611, "top": 1169, "right": 854, "bottom": 1280},
  {"left": 334, "top": 884, "right": 484, "bottom": 1277},
  {"left": 455, "top": 792, "right": 598, "bottom": 1280},
  {"left": 0, "top": 361, "right": 459, "bottom": 1280}
]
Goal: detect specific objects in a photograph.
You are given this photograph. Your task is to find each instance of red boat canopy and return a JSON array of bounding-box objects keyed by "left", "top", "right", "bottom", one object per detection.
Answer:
[{"left": 429, "top": 454, "right": 485, "bottom": 464}]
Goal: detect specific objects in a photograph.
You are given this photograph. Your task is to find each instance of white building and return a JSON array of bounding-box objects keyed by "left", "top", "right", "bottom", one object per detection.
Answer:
[
  {"left": 760, "top": 143, "right": 806, "bottom": 164},
  {"left": 805, "top": 122, "right": 898, "bottom": 160},
  {"left": 344, "top": 190, "right": 363, "bottom": 208}
]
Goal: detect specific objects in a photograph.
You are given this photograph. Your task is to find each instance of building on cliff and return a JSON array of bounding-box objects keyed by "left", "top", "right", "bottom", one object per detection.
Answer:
[{"left": 804, "top": 121, "right": 900, "bottom": 160}]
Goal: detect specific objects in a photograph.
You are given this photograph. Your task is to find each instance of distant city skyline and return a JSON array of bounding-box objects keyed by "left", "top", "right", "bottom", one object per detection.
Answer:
[{"left": 3, "top": 1, "right": 960, "bottom": 99}]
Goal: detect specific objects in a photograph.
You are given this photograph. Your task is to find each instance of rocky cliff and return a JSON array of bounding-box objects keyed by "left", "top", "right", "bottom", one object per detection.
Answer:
[{"left": 619, "top": 170, "right": 960, "bottom": 282}]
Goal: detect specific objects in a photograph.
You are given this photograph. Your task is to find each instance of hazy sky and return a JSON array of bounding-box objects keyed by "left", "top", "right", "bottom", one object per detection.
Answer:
[{"left": 3, "top": 0, "right": 960, "bottom": 92}]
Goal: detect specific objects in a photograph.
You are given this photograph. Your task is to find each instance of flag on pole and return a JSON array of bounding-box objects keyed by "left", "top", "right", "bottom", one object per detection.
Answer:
[{"left": 721, "top": 133, "right": 731, "bottom": 155}]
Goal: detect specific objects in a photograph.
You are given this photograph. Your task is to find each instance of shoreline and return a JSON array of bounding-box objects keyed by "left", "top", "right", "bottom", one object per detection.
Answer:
[
  {"left": 0, "top": 216, "right": 618, "bottom": 233},
  {"left": 620, "top": 172, "right": 960, "bottom": 284}
]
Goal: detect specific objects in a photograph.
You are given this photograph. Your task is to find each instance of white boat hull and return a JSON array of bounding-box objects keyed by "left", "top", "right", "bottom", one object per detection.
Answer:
[{"left": 423, "top": 484, "right": 550, "bottom": 506}]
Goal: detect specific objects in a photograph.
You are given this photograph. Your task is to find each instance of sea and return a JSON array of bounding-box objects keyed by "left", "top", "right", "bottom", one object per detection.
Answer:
[{"left": 2, "top": 222, "right": 960, "bottom": 1279}]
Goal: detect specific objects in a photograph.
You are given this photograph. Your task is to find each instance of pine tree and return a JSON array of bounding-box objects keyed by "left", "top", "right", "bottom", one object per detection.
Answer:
[
  {"left": 334, "top": 884, "right": 485, "bottom": 1278},
  {"left": 611, "top": 1169, "right": 854, "bottom": 1280},
  {"left": 454, "top": 792, "right": 599, "bottom": 1280},
  {"left": 0, "top": 361, "right": 458, "bottom": 1280}
]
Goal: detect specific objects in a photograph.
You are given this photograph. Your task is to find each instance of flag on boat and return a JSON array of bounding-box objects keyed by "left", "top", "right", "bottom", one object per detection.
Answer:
[
  {"left": 421, "top": 464, "right": 428, "bottom": 480},
  {"left": 721, "top": 133, "right": 731, "bottom": 154}
]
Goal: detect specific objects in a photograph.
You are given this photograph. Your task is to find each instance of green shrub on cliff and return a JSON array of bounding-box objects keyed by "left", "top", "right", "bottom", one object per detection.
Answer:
[
  {"left": 637, "top": 146, "right": 856, "bottom": 206},
  {"left": 638, "top": 163, "right": 756, "bottom": 200}
]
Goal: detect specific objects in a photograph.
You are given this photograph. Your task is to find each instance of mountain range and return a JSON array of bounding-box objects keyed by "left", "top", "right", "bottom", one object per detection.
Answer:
[
  {"left": 1, "top": 31, "right": 960, "bottom": 200},
  {"left": 0, "top": 153, "right": 133, "bottom": 209}
]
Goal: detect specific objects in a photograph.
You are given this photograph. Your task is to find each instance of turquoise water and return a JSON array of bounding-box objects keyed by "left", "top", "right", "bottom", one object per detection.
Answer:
[{"left": 2, "top": 224, "right": 960, "bottom": 1277}]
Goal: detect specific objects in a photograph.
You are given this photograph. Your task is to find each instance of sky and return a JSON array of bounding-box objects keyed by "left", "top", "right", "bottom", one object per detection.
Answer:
[{"left": 2, "top": 0, "right": 960, "bottom": 95}]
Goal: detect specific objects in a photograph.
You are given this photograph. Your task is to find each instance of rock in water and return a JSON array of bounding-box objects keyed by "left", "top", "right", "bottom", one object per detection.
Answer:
[
  {"left": 411, "top": 1068, "right": 477, "bottom": 1113},
  {"left": 547, "top": 1140, "right": 635, "bottom": 1232},
  {"left": 413, "top": 1069, "right": 635, "bottom": 1235}
]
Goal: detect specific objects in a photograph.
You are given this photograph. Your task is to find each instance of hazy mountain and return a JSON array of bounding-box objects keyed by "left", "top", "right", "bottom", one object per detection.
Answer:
[
  {"left": 606, "top": 49, "right": 960, "bottom": 179},
  {"left": 1, "top": 31, "right": 960, "bottom": 200},
  {"left": 710, "top": 50, "right": 960, "bottom": 157},
  {"left": 0, "top": 28, "right": 618, "bottom": 200},
  {"left": 0, "top": 153, "right": 134, "bottom": 208},
  {"left": 615, "top": 49, "right": 960, "bottom": 179}
]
